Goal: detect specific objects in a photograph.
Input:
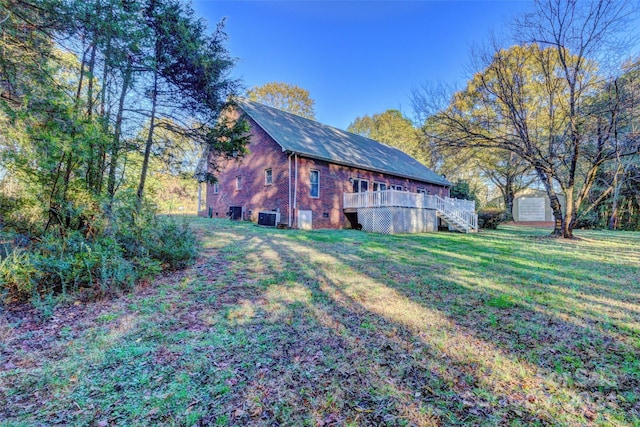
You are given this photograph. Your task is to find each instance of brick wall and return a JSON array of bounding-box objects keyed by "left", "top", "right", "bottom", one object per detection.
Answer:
[
  {"left": 294, "top": 157, "right": 449, "bottom": 229},
  {"left": 203, "top": 111, "right": 450, "bottom": 230},
  {"left": 204, "top": 114, "right": 291, "bottom": 223}
]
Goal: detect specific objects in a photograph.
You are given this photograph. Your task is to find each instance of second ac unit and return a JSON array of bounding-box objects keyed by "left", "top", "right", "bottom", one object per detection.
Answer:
[{"left": 258, "top": 211, "right": 280, "bottom": 227}]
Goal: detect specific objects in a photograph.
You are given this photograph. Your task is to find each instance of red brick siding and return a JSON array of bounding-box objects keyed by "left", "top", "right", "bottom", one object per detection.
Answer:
[
  {"left": 294, "top": 157, "right": 449, "bottom": 229},
  {"left": 203, "top": 113, "right": 450, "bottom": 229},
  {"left": 204, "top": 114, "right": 291, "bottom": 222}
]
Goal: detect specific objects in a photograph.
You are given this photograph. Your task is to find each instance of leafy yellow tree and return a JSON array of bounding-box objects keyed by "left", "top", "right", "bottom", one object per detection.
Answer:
[
  {"left": 416, "top": 0, "right": 636, "bottom": 238},
  {"left": 247, "top": 82, "right": 316, "bottom": 119},
  {"left": 348, "top": 110, "right": 433, "bottom": 167}
]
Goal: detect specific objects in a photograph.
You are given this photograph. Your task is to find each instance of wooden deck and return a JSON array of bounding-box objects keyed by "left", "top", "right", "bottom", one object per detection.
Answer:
[{"left": 343, "top": 190, "right": 478, "bottom": 232}]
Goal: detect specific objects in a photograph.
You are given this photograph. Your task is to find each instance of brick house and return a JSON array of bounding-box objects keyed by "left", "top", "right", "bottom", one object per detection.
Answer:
[{"left": 202, "top": 99, "right": 477, "bottom": 233}]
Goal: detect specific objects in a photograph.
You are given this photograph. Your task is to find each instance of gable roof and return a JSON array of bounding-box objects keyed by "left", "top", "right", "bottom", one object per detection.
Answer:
[{"left": 235, "top": 99, "right": 451, "bottom": 187}]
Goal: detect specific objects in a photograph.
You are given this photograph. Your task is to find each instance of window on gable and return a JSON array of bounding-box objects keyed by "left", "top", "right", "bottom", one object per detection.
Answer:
[
  {"left": 265, "top": 168, "right": 273, "bottom": 185},
  {"left": 235, "top": 176, "right": 242, "bottom": 190},
  {"left": 310, "top": 169, "right": 320, "bottom": 198}
]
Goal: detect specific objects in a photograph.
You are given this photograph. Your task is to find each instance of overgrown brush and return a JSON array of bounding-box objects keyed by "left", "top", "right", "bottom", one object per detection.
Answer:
[
  {"left": 0, "top": 231, "right": 141, "bottom": 303},
  {"left": 146, "top": 219, "right": 199, "bottom": 270},
  {"left": 0, "top": 198, "right": 198, "bottom": 311}
]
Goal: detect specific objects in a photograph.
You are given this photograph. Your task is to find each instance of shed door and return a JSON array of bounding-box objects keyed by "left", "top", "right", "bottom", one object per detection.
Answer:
[{"left": 518, "top": 197, "right": 546, "bottom": 221}]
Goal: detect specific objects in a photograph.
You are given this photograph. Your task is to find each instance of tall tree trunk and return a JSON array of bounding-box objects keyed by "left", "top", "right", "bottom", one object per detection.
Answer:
[
  {"left": 74, "top": 42, "right": 88, "bottom": 107},
  {"left": 62, "top": 149, "right": 75, "bottom": 229},
  {"left": 85, "top": 41, "right": 98, "bottom": 192},
  {"left": 106, "top": 63, "right": 132, "bottom": 209},
  {"left": 95, "top": 32, "right": 113, "bottom": 195},
  {"left": 563, "top": 187, "right": 574, "bottom": 238},
  {"left": 504, "top": 191, "right": 515, "bottom": 222},
  {"left": 536, "top": 166, "right": 564, "bottom": 237},
  {"left": 136, "top": 60, "right": 159, "bottom": 212},
  {"left": 503, "top": 174, "right": 515, "bottom": 221},
  {"left": 608, "top": 163, "right": 623, "bottom": 230}
]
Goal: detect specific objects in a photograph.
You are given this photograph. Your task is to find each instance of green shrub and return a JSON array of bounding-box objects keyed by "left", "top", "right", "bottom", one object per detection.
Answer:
[
  {"left": 146, "top": 219, "right": 198, "bottom": 270},
  {"left": 0, "top": 193, "right": 197, "bottom": 307},
  {"left": 0, "top": 231, "right": 143, "bottom": 303},
  {"left": 478, "top": 208, "right": 506, "bottom": 229},
  {"left": 0, "top": 249, "right": 41, "bottom": 299},
  {"left": 111, "top": 200, "right": 197, "bottom": 271}
]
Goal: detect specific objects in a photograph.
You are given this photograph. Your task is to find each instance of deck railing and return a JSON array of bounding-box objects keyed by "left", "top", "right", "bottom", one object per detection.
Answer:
[
  {"left": 437, "top": 196, "right": 478, "bottom": 231},
  {"left": 343, "top": 189, "right": 437, "bottom": 209},
  {"left": 343, "top": 190, "right": 478, "bottom": 231}
]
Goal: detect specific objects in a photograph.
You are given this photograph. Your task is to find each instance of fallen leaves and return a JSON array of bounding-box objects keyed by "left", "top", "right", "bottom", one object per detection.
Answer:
[{"left": 2, "top": 220, "right": 640, "bottom": 425}]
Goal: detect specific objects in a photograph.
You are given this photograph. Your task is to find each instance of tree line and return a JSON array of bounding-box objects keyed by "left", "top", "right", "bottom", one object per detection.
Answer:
[
  {"left": 0, "top": 0, "right": 249, "bottom": 305},
  {"left": 1, "top": 0, "right": 249, "bottom": 230},
  {"left": 242, "top": 3, "right": 639, "bottom": 239},
  {"left": 346, "top": 1, "right": 640, "bottom": 238}
]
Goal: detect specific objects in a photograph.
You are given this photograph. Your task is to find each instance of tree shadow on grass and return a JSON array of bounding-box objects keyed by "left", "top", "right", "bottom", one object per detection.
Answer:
[
  {"left": 194, "top": 234, "right": 548, "bottom": 425},
  {"left": 247, "top": 225, "right": 637, "bottom": 424},
  {"left": 186, "top": 225, "right": 637, "bottom": 425},
  {"left": 3, "top": 220, "right": 638, "bottom": 425}
]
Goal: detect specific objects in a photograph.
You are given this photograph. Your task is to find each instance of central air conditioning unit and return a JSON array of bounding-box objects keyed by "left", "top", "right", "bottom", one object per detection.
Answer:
[{"left": 258, "top": 211, "right": 280, "bottom": 227}]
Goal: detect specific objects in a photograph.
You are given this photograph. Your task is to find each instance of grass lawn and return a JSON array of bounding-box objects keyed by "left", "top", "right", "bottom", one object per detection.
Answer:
[{"left": 1, "top": 218, "right": 639, "bottom": 426}]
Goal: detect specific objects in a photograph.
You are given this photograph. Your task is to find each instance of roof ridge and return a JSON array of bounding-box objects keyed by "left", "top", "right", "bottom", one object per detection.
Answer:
[
  {"left": 234, "top": 98, "right": 451, "bottom": 187},
  {"left": 237, "top": 98, "right": 408, "bottom": 153}
]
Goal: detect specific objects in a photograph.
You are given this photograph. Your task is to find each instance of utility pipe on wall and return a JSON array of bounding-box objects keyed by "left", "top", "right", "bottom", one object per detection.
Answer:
[
  {"left": 294, "top": 153, "right": 298, "bottom": 228},
  {"left": 288, "top": 152, "right": 293, "bottom": 227}
]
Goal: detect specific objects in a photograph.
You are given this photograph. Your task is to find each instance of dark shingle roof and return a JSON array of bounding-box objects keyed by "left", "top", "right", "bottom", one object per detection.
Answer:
[{"left": 236, "top": 99, "right": 451, "bottom": 187}]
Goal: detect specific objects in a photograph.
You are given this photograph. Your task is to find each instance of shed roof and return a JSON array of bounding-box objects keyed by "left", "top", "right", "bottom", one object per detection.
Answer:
[{"left": 235, "top": 99, "right": 450, "bottom": 187}]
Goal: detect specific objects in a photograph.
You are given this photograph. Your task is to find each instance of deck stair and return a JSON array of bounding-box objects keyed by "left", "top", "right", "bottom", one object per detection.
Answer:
[{"left": 433, "top": 195, "right": 478, "bottom": 233}]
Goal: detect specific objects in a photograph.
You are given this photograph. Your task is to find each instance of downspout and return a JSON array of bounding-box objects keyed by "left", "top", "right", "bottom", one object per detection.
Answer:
[
  {"left": 294, "top": 153, "right": 298, "bottom": 228},
  {"left": 288, "top": 152, "right": 293, "bottom": 227}
]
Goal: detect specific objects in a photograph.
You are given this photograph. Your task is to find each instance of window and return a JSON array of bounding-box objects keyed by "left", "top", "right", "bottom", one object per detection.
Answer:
[
  {"left": 265, "top": 168, "right": 273, "bottom": 185},
  {"left": 310, "top": 170, "right": 320, "bottom": 198},
  {"left": 391, "top": 184, "right": 403, "bottom": 191},
  {"left": 417, "top": 188, "right": 427, "bottom": 194},
  {"left": 352, "top": 178, "right": 368, "bottom": 193},
  {"left": 373, "top": 182, "right": 387, "bottom": 192},
  {"left": 235, "top": 176, "right": 242, "bottom": 190},
  {"left": 213, "top": 182, "right": 220, "bottom": 194}
]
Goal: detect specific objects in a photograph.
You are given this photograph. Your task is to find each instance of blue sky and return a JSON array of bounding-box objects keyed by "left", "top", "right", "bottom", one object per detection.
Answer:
[{"left": 190, "top": 1, "right": 535, "bottom": 129}]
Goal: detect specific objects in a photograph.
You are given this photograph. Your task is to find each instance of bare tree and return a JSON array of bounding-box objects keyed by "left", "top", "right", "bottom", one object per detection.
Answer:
[
  {"left": 475, "top": 150, "right": 535, "bottom": 220},
  {"left": 415, "top": 0, "right": 638, "bottom": 237}
]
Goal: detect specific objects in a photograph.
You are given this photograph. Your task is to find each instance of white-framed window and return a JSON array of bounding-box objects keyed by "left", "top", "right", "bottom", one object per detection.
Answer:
[
  {"left": 310, "top": 169, "right": 320, "bottom": 198},
  {"left": 213, "top": 182, "right": 220, "bottom": 194},
  {"left": 235, "top": 175, "right": 242, "bottom": 190},
  {"left": 417, "top": 187, "right": 427, "bottom": 194},
  {"left": 265, "top": 168, "right": 273, "bottom": 185},
  {"left": 391, "top": 184, "right": 403, "bottom": 191},
  {"left": 352, "top": 178, "right": 368, "bottom": 193},
  {"left": 373, "top": 182, "right": 387, "bottom": 192}
]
